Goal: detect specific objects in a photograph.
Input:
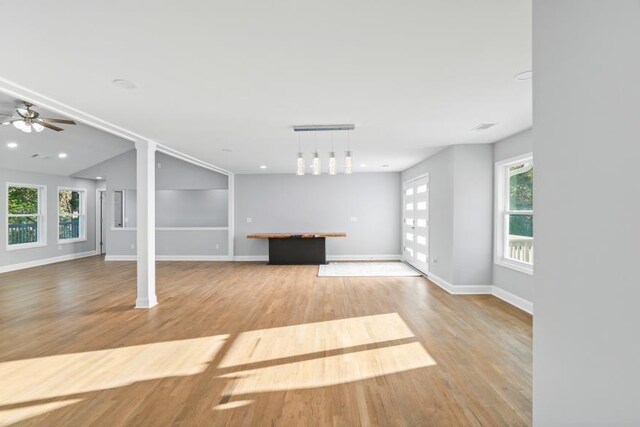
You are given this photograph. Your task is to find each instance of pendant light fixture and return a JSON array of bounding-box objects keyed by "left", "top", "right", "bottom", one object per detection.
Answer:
[
  {"left": 312, "top": 131, "right": 321, "bottom": 175},
  {"left": 328, "top": 131, "right": 337, "bottom": 175},
  {"left": 293, "top": 124, "right": 355, "bottom": 176},
  {"left": 344, "top": 130, "right": 353, "bottom": 174},
  {"left": 296, "top": 132, "right": 305, "bottom": 176}
]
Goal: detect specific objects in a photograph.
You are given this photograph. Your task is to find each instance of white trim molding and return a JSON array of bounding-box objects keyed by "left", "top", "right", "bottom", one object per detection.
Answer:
[
  {"left": 56, "top": 186, "right": 88, "bottom": 245},
  {"left": 494, "top": 152, "right": 534, "bottom": 275},
  {"left": 105, "top": 255, "right": 232, "bottom": 262},
  {"left": 6, "top": 182, "right": 47, "bottom": 251},
  {"left": 492, "top": 286, "right": 534, "bottom": 315},
  {"left": 0, "top": 251, "right": 97, "bottom": 274},
  {"left": 156, "top": 144, "right": 232, "bottom": 176},
  {"left": 233, "top": 255, "right": 269, "bottom": 262},
  {"left": 427, "top": 273, "right": 493, "bottom": 295},
  {"left": 157, "top": 255, "right": 232, "bottom": 261},
  {"left": 327, "top": 254, "right": 403, "bottom": 261},
  {"left": 427, "top": 273, "right": 533, "bottom": 314},
  {"left": 232, "top": 254, "right": 403, "bottom": 262}
]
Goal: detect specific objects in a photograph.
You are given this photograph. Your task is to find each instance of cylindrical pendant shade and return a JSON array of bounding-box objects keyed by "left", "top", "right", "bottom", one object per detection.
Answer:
[
  {"left": 344, "top": 151, "right": 352, "bottom": 174},
  {"left": 328, "top": 152, "right": 337, "bottom": 175},
  {"left": 312, "top": 152, "right": 321, "bottom": 175},
  {"left": 297, "top": 152, "right": 305, "bottom": 175}
]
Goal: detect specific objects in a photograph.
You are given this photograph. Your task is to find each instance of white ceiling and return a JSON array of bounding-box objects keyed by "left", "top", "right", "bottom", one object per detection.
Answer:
[
  {"left": 0, "top": 93, "right": 133, "bottom": 176},
  {"left": 0, "top": 0, "right": 531, "bottom": 174}
]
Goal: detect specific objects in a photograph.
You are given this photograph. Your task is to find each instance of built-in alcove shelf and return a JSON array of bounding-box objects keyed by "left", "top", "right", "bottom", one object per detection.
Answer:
[{"left": 111, "top": 189, "right": 229, "bottom": 229}]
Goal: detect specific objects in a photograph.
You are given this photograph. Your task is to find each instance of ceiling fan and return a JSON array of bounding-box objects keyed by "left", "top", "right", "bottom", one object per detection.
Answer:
[{"left": 0, "top": 102, "right": 76, "bottom": 133}]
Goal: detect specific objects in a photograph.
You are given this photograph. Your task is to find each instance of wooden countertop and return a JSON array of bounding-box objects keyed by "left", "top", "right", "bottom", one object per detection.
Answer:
[{"left": 247, "top": 232, "right": 347, "bottom": 239}]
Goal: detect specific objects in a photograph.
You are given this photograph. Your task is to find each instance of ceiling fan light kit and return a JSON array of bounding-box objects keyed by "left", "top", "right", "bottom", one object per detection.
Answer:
[
  {"left": 294, "top": 124, "right": 355, "bottom": 175},
  {"left": 1, "top": 102, "right": 77, "bottom": 133}
]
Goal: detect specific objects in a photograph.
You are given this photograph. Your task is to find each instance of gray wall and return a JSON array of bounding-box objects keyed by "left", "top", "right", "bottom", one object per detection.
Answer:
[
  {"left": 0, "top": 168, "right": 97, "bottom": 267},
  {"left": 234, "top": 173, "right": 401, "bottom": 257},
  {"left": 75, "top": 150, "right": 229, "bottom": 258},
  {"left": 402, "top": 144, "right": 493, "bottom": 288},
  {"left": 533, "top": 1, "right": 640, "bottom": 425},
  {"left": 493, "top": 129, "right": 533, "bottom": 302},
  {"left": 156, "top": 190, "right": 228, "bottom": 227},
  {"left": 452, "top": 144, "right": 494, "bottom": 287}
]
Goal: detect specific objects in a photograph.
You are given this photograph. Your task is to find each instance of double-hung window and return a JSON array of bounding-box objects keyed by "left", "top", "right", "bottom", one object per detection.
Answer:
[
  {"left": 58, "top": 188, "right": 86, "bottom": 243},
  {"left": 7, "top": 184, "right": 46, "bottom": 249},
  {"left": 495, "top": 153, "right": 534, "bottom": 274}
]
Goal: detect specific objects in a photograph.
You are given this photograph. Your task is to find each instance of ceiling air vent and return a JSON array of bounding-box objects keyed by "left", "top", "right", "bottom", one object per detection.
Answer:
[{"left": 473, "top": 123, "right": 496, "bottom": 130}]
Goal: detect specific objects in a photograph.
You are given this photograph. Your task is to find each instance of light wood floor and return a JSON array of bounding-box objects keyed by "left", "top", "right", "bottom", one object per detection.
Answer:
[{"left": 0, "top": 257, "right": 532, "bottom": 426}]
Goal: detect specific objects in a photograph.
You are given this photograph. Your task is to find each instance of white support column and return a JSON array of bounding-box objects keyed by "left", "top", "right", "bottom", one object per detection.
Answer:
[
  {"left": 135, "top": 140, "right": 158, "bottom": 308},
  {"left": 228, "top": 174, "right": 234, "bottom": 260}
]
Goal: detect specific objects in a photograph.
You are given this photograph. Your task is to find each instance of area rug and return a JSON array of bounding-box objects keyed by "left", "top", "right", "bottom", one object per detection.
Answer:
[{"left": 317, "top": 262, "right": 421, "bottom": 277}]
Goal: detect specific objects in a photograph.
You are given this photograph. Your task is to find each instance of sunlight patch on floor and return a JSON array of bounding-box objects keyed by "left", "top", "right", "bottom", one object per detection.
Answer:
[
  {"left": 0, "top": 399, "right": 82, "bottom": 427},
  {"left": 213, "top": 400, "right": 255, "bottom": 411},
  {"left": 219, "top": 342, "right": 435, "bottom": 396},
  {"left": 0, "top": 335, "right": 228, "bottom": 407},
  {"left": 219, "top": 313, "right": 414, "bottom": 368}
]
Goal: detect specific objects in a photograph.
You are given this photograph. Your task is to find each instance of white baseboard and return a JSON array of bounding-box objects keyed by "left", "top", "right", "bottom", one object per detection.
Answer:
[
  {"left": 105, "top": 255, "right": 232, "bottom": 262},
  {"left": 427, "top": 272, "right": 533, "bottom": 314},
  {"left": 491, "top": 286, "right": 533, "bottom": 315},
  {"left": 233, "top": 254, "right": 402, "bottom": 262},
  {"left": 156, "top": 255, "right": 232, "bottom": 261},
  {"left": 233, "top": 255, "right": 269, "bottom": 262},
  {"left": 0, "top": 250, "right": 98, "bottom": 274},
  {"left": 327, "top": 254, "right": 402, "bottom": 261},
  {"left": 104, "top": 255, "right": 136, "bottom": 261},
  {"left": 135, "top": 297, "right": 158, "bottom": 309},
  {"left": 427, "top": 273, "right": 492, "bottom": 295}
]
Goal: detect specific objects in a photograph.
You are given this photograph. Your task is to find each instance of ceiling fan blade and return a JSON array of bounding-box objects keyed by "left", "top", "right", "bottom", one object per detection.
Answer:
[
  {"left": 37, "top": 120, "right": 64, "bottom": 132},
  {"left": 41, "top": 118, "right": 76, "bottom": 125},
  {"left": 1, "top": 118, "right": 20, "bottom": 125}
]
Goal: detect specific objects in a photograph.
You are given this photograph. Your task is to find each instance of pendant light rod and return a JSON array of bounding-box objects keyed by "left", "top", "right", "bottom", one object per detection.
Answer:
[{"left": 293, "top": 124, "right": 355, "bottom": 132}]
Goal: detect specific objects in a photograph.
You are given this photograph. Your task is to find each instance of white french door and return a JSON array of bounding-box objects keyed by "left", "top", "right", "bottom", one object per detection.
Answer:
[{"left": 403, "top": 175, "right": 429, "bottom": 273}]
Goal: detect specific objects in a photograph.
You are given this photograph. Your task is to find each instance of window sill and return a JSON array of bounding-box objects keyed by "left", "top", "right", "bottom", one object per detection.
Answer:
[
  {"left": 58, "top": 238, "right": 87, "bottom": 245},
  {"left": 6, "top": 241, "right": 47, "bottom": 251},
  {"left": 495, "top": 258, "right": 533, "bottom": 276}
]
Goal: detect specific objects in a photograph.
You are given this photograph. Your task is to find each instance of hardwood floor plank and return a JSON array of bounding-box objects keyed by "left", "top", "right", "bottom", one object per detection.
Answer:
[{"left": 0, "top": 257, "right": 532, "bottom": 426}]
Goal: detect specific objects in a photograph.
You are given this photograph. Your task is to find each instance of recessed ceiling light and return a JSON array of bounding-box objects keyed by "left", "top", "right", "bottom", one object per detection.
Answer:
[
  {"left": 96, "top": 176, "right": 103, "bottom": 180},
  {"left": 58, "top": 152, "right": 67, "bottom": 159},
  {"left": 381, "top": 164, "right": 389, "bottom": 168},
  {"left": 112, "top": 79, "right": 137, "bottom": 89},
  {"left": 7, "top": 142, "right": 18, "bottom": 148},
  {"left": 514, "top": 70, "right": 532, "bottom": 81},
  {"left": 259, "top": 165, "right": 267, "bottom": 169},
  {"left": 221, "top": 148, "right": 232, "bottom": 152},
  {"left": 360, "top": 164, "right": 367, "bottom": 167}
]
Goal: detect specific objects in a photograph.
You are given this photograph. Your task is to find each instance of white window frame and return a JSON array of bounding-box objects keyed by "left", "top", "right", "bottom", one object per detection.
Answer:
[
  {"left": 6, "top": 182, "right": 47, "bottom": 251},
  {"left": 57, "top": 187, "right": 87, "bottom": 244},
  {"left": 494, "top": 153, "right": 534, "bottom": 275}
]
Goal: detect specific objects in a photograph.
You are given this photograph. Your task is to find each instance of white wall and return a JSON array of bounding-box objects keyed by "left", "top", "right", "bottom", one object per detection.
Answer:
[
  {"left": 493, "top": 129, "right": 534, "bottom": 302},
  {"left": 75, "top": 150, "right": 230, "bottom": 259},
  {"left": 234, "top": 173, "right": 401, "bottom": 258},
  {"left": 0, "top": 168, "right": 97, "bottom": 269},
  {"left": 533, "top": 1, "right": 640, "bottom": 425},
  {"left": 402, "top": 144, "right": 493, "bottom": 289}
]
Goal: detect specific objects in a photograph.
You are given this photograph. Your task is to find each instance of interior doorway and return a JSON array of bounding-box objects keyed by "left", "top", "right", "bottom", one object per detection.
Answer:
[{"left": 402, "top": 175, "right": 429, "bottom": 274}]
